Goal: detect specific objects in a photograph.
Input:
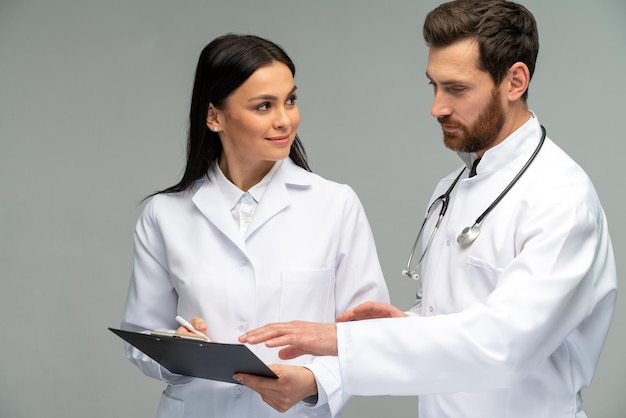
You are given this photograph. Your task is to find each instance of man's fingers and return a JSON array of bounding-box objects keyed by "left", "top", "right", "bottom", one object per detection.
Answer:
[
  {"left": 336, "top": 309, "right": 355, "bottom": 322},
  {"left": 278, "top": 346, "right": 308, "bottom": 360},
  {"left": 240, "top": 321, "right": 304, "bottom": 344},
  {"left": 240, "top": 327, "right": 278, "bottom": 344},
  {"left": 337, "top": 302, "right": 407, "bottom": 322},
  {"left": 337, "top": 303, "right": 379, "bottom": 322},
  {"left": 239, "top": 321, "right": 337, "bottom": 357}
]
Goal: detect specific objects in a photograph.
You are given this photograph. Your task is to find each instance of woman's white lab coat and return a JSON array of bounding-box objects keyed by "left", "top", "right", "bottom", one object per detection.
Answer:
[
  {"left": 336, "top": 117, "right": 617, "bottom": 417},
  {"left": 121, "top": 158, "right": 389, "bottom": 418}
]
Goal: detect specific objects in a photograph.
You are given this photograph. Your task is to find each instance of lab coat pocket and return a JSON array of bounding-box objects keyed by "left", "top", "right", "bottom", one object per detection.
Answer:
[
  {"left": 156, "top": 391, "right": 184, "bottom": 418},
  {"left": 465, "top": 256, "right": 503, "bottom": 303},
  {"left": 280, "top": 269, "right": 334, "bottom": 323}
]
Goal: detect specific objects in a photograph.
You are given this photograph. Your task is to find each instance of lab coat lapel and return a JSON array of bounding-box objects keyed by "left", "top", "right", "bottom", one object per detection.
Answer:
[
  {"left": 244, "top": 159, "right": 311, "bottom": 240},
  {"left": 191, "top": 178, "right": 246, "bottom": 251},
  {"left": 244, "top": 170, "right": 289, "bottom": 240}
]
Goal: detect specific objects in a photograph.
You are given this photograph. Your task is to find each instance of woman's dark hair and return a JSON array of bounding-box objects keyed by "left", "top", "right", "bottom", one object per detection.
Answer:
[
  {"left": 423, "top": 0, "right": 539, "bottom": 100},
  {"left": 153, "top": 34, "right": 310, "bottom": 196}
]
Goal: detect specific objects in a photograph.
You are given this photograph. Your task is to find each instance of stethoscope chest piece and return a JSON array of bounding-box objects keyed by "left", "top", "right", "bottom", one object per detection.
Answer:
[
  {"left": 402, "top": 126, "right": 546, "bottom": 284},
  {"left": 457, "top": 224, "right": 481, "bottom": 245}
]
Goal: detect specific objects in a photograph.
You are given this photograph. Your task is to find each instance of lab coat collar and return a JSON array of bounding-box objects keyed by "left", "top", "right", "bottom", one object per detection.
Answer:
[
  {"left": 244, "top": 158, "right": 312, "bottom": 239},
  {"left": 213, "top": 160, "right": 282, "bottom": 210},
  {"left": 192, "top": 172, "right": 244, "bottom": 250},
  {"left": 191, "top": 158, "right": 312, "bottom": 248},
  {"left": 275, "top": 157, "right": 312, "bottom": 187},
  {"left": 456, "top": 112, "right": 542, "bottom": 175},
  {"left": 457, "top": 151, "right": 479, "bottom": 172}
]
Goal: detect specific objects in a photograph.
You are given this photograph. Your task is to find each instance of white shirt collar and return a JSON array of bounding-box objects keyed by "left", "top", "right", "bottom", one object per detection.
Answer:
[{"left": 213, "top": 159, "right": 283, "bottom": 210}]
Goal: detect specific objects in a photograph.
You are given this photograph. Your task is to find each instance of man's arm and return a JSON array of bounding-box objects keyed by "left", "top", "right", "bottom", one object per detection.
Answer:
[
  {"left": 239, "top": 321, "right": 339, "bottom": 358},
  {"left": 238, "top": 302, "right": 407, "bottom": 359}
]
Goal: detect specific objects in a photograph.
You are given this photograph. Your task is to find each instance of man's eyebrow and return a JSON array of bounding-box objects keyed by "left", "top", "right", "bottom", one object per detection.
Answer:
[{"left": 425, "top": 72, "right": 464, "bottom": 86}]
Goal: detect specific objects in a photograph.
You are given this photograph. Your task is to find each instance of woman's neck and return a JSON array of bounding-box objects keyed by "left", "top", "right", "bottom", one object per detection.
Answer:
[{"left": 218, "top": 157, "right": 275, "bottom": 191}]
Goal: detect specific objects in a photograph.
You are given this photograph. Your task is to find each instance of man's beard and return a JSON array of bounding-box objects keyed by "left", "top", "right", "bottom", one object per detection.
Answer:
[{"left": 438, "top": 88, "right": 505, "bottom": 153}]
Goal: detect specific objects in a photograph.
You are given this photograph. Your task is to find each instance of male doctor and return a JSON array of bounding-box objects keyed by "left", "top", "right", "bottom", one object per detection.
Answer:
[{"left": 236, "top": 1, "right": 618, "bottom": 417}]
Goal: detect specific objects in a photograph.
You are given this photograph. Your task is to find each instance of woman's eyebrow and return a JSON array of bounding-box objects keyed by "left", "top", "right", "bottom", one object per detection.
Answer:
[{"left": 248, "top": 86, "right": 298, "bottom": 102}]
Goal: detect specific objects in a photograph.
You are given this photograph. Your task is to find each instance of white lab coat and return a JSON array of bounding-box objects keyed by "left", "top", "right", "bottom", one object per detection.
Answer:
[
  {"left": 337, "top": 116, "right": 617, "bottom": 417},
  {"left": 122, "top": 158, "right": 389, "bottom": 418}
]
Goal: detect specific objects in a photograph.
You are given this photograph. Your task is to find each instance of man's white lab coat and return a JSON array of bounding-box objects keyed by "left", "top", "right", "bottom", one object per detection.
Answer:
[{"left": 337, "top": 116, "right": 617, "bottom": 418}]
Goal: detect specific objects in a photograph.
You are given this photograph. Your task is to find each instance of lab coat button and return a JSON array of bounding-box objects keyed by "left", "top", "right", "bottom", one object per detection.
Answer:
[
  {"left": 234, "top": 386, "right": 244, "bottom": 396},
  {"left": 239, "top": 259, "right": 247, "bottom": 266},
  {"left": 238, "top": 323, "right": 248, "bottom": 332},
  {"left": 445, "top": 240, "right": 450, "bottom": 246},
  {"left": 429, "top": 306, "right": 434, "bottom": 313}
]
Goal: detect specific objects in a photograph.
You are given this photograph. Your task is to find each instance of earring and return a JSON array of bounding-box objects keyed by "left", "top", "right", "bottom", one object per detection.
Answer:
[{"left": 213, "top": 127, "right": 219, "bottom": 132}]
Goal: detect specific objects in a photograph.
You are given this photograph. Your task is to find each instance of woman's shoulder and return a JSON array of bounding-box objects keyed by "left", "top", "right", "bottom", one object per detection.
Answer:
[
  {"left": 310, "top": 172, "right": 356, "bottom": 197},
  {"left": 282, "top": 160, "right": 356, "bottom": 197},
  {"left": 140, "top": 179, "right": 206, "bottom": 217}
]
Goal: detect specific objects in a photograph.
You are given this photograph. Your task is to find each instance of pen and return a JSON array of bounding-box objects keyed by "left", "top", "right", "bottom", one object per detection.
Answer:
[{"left": 175, "top": 315, "right": 211, "bottom": 342}]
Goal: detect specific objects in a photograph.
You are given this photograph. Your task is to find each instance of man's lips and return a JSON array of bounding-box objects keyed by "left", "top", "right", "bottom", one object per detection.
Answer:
[{"left": 441, "top": 124, "right": 460, "bottom": 133}]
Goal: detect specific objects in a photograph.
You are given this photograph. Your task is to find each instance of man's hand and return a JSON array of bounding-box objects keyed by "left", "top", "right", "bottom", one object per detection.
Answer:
[
  {"left": 239, "top": 321, "right": 338, "bottom": 358},
  {"left": 233, "top": 364, "right": 317, "bottom": 412},
  {"left": 337, "top": 301, "right": 407, "bottom": 322}
]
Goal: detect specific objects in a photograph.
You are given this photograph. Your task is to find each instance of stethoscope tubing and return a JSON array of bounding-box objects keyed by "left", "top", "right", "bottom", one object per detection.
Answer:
[
  {"left": 403, "top": 125, "right": 547, "bottom": 279},
  {"left": 472, "top": 125, "right": 546, "bottom": 228},
  {"left": 403, "top": 166, "right": 465, "bottom": 279}
]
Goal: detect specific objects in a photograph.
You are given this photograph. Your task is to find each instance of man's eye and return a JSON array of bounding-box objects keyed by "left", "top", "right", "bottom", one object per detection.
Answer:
[{"left": 448, "top": 86, "right": 466, "bottom": 94}]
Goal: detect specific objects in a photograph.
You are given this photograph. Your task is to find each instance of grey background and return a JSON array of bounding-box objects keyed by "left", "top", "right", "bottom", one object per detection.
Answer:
[{"left": 1, "top": 0, "right": 623, "bottom": 417}]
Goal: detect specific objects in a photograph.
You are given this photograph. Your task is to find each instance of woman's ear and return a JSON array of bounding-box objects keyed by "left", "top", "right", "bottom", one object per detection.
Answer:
[
  {"left": 507, "top": 62, "right": 530, "bottom": 101},
  {"left": 206, "top": 103, "right": 221, "bottom": 132}
]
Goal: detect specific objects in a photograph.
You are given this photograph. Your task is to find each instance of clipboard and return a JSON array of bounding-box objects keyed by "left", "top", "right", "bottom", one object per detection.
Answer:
[{"left": 109, "top": 328, "right": 278, "bottom": 384}]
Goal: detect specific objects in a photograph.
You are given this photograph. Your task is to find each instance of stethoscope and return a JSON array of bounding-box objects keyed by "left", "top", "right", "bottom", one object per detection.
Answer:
[{"left": 402, "top": 125, "right": 546, "bottom": 281}]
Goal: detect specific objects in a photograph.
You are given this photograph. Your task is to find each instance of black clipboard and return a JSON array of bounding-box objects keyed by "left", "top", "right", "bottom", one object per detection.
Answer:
[{"left": 109, "top": 328, "right": 278, "bottom": 384}]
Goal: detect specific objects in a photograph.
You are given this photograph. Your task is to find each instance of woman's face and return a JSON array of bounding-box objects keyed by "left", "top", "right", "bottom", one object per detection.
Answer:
[{"left": 209, "top": 61, "right": 300, "bottom": 175}]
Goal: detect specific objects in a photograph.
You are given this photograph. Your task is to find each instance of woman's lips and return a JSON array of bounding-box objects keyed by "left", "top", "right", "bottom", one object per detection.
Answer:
[{"left": 266, "top": 134, "right": 291, "bottom": 145}]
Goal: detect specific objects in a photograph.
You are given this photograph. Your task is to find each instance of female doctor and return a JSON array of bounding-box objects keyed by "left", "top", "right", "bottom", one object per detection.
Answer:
[{"left": 120, "top": 34, "right": 389, "bottom": 418}]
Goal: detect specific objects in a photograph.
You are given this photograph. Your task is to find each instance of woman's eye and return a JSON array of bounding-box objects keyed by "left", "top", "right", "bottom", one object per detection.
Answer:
[
  {"left": 256, "top": 103, "right": 269, "bottom": 111},
  {"left": 287, "top": 95, "right": 298, "bottom": 105}
]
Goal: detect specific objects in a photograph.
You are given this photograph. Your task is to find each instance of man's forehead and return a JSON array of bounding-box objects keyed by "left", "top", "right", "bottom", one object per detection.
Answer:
[{"left": 426, "top": 40, "right": 487, "bottom": 83}]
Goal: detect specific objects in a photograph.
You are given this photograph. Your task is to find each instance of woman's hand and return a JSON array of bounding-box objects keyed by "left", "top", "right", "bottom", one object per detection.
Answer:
[
  {"left": 175, "top": 316, "right": 209, "bottom": 340},
  {"left": 233, "top": 364, "right": 317, "bottom": 412}
]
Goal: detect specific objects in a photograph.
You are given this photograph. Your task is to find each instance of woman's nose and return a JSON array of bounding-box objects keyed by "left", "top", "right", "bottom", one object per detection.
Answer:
[{"left": 273, "top": 107, "right": 291, "bottom": 130}]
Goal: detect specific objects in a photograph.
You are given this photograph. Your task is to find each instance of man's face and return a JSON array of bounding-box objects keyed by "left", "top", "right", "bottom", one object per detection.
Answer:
[{"left": 426, "top": 39, "right": 507, "bottom": 155}]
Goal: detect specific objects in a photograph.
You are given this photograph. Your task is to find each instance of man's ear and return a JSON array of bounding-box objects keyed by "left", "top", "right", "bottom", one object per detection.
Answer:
[{"left": 507, "top": 62, "right": 530, "bottom": 101}]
